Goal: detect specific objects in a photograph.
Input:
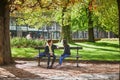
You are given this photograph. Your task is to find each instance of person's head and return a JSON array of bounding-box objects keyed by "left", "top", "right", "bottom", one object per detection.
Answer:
[
  {"left": 62, "top": 39, "right": 68, "bottom": 46},
  {"left": 47, "top": 39, "right": 53, "bottom": 46}
]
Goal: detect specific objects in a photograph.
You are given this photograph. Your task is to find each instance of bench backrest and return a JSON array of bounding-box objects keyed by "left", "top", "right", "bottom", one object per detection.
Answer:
[{"left": 35, "top": 46, "right": 82, "bottom": 49}]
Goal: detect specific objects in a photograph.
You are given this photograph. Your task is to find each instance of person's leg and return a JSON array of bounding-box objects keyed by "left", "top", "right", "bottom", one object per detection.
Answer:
[
  {"left": 59, "top": 54, "right": 69, "bottom": 65},
  {"left": 50, "top": 55, "right": 56, "bottom": 68},
  {"left": 38, "top": 52, "right": 46, "bottom": 66},
  {"left": 39, "top": 52, "right": 46, "bottom": 57},
  {"left": 59, "top": 56, "right": 64, "bottom": 65},
  {"left": 47, "top": 54, "right": 51, "bottom": 68}
]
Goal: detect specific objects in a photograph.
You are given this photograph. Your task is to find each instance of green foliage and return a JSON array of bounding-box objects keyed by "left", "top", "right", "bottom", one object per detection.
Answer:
[
  {"left": 16, "top": 9, "right": 54, "bottom": 28},
  {"left": 71, "top": 1, "right": 89, "bottom": 32},
  {"left": 11, "top": 37, "right": 46, "bottom": 48},
  {"left": 95, "top": 0, "right": 119, "bottom": 35},
  {"left": 71, "top": 0, "right": 118, "bottom": 35},
  {"left": 11, "top": 0, "right": 119, "bottom": 35},
  {"left": 52, "top": 6, "right": 72, "bottom": 27},
  {"left": 52, "top": 8, "right": 62, "bottom": 26}
]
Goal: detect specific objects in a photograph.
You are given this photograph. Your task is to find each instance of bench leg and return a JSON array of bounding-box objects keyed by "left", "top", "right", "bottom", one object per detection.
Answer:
[
  {"left": 38, "top": 57, "right": 40, "bottom": 66},
  {"left": 76, "top": 57, "right": 79, "bottom": 67}
]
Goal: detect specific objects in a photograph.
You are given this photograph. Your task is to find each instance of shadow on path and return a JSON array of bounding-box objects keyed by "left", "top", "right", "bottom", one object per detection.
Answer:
[{"left": 1, "top": 63, "right": 43, "bottom": 79}]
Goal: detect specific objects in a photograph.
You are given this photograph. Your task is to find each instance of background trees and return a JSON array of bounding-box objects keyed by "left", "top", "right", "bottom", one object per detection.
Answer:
[
  {"left": 11, "top": 0, "right": 119, "bottom": 40},
  {"left": 96, "top": 0, "right": 118, "bottom": 35}
]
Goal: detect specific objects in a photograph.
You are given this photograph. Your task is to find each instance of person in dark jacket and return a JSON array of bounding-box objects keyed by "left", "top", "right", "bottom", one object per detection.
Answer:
[
  {"left": 39, "top": 40, "right": 57, "bottom": 69},
  {"left": 56, "top": 39, "right": 71, "bottom": 68}
]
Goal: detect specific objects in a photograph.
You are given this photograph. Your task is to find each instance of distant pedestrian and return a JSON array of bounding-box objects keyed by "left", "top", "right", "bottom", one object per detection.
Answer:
[
  {"left": 26, "top": 32, "right": 32, "bottom": 40},
  {"left": 39, "top": 35, "right": 44, "bottom": 40}
]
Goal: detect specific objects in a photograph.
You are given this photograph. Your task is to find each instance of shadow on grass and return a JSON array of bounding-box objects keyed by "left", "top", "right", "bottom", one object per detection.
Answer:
[
  {"left": 85, "top": 46, "right": 119, "bottom": 52},
  {"left": 85, "top": 42, "right": 119, "bottom": 48},
  {"left": 71, "top": 41, "right": 119, "bottom": 48},
  {"left": 70, "top": 42, "right": 119, "bottom": 52}
]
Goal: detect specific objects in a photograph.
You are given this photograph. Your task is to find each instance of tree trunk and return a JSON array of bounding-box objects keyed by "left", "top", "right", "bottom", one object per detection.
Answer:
[
  {"left": 108, "top": 32, "right": 111, "bottom": 38},
  {"left": 88, "top": 10, "right": 95, "bottom": 42},
  {"left": 88, "top": 0, "right": 95, "bottom": 42},
  {"left": 61, "top": 7, "right": 72, "bottom": 43},
  {"left": 117, "top": 0, "right": 120, "bottom": 47},
  {"left": 117, "top": 1, "right": 120, "bottom": 79},
  {"left": 61, "top": 25, "right": 72, "bottom": 43},
  {"left": 88, "top": 27, "right": 95, "bottom": 42},
  {"left": 0, "top": 0, "right": 13, "bottom": 65}
]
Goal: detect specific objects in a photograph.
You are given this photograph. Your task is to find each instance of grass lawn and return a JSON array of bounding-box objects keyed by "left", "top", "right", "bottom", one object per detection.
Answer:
[{"left": 11, "top": 39, "right": 120, "bottom": 61}]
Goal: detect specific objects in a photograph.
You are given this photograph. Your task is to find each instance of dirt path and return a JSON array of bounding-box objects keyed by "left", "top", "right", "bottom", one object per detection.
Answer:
[{"left": 0, "top": 60, "right": 119, "bottom": 80}]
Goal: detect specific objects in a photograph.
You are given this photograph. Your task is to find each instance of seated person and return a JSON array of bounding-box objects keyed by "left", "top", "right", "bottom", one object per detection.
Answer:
[
  {"left": 38, "top": 40, "right": 57, "bottom": 69},
  {"left": 56, "top": 39, "right": 71, "bottom": 68}
]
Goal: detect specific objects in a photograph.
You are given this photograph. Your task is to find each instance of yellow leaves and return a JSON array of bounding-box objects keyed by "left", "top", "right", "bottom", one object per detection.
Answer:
[
  {"left": 88, "top": 0, "right": 98, "bottom": 11},
  {"left": 11, "top": 0, "right": 83, "bottom": 11},
  {"left": 70, "top": 0, "right": 75, "bottom": 3},
  {"left": 14, "top": 0, "right": 23, "bottom": 5},
  {"left": 40, "top": 0, "right": 50, "bottom": 5},
  {"left": 41, "top": 0, "right": 52, "bottom": 4}
]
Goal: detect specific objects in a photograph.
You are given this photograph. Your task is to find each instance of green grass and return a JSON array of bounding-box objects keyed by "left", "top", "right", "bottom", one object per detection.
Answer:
[
  {"left": 11, "top": 39, "right": 120, "bottom": 61},
  {"left": 12, "top": 48, "right": 38, "bottom": 58}
]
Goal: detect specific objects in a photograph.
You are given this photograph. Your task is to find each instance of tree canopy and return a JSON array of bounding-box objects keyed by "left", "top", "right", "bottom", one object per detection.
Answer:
[
  {"left": 10, "top": 0, "right": 119, "bottom": 35},
  {"left": 96, "top": 0, "right": 118, "bottom": 35}
]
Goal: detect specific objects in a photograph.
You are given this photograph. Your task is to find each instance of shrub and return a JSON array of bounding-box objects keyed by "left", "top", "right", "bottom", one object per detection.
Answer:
[{"left": 11, "top": 37, "right": 46, "bottom": 48}]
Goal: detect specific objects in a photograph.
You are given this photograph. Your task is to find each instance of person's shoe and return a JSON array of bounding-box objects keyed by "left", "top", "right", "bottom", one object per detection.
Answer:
[
  {"left": 49, "top": 66, "right": 53, "bottom": 69},
  {"left": 38, "top": 64, "right": 40, "bottom": 66},
  {"left": 55, "top": 64, "right": 60, "bottom": 67},
  {"left": 47, "top": 66, "right": 50, "bottom": 69},
  {"left": 56, "top": 65, "right": 62, "bottom": 69}
]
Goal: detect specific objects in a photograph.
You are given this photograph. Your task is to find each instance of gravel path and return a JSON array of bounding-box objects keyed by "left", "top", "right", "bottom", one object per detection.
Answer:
[{"left": 0, "top": 60, "right": 119, "bottom": 80}]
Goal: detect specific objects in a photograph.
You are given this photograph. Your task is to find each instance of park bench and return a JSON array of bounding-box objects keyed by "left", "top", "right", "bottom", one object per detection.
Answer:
[{"left": 35, "top": 46, "right": 83, "bottom": 67}]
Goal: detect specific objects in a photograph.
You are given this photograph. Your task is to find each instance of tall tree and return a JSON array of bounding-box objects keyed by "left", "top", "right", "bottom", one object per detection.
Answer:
[
  {"left": 71, "top": 0, "right": 97, "bottom": 42},
  {"left": 71, "top": 0, "right": 118, "bottom": 40},
  {"left": 60, "top": 1, "right": 72, "bottom": 42},
  {"left": 88, "top": 0, "right": 95, "bottom": 42},
  {"left": 0, "top": 0, "right": 13, "bottom": 65}
]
